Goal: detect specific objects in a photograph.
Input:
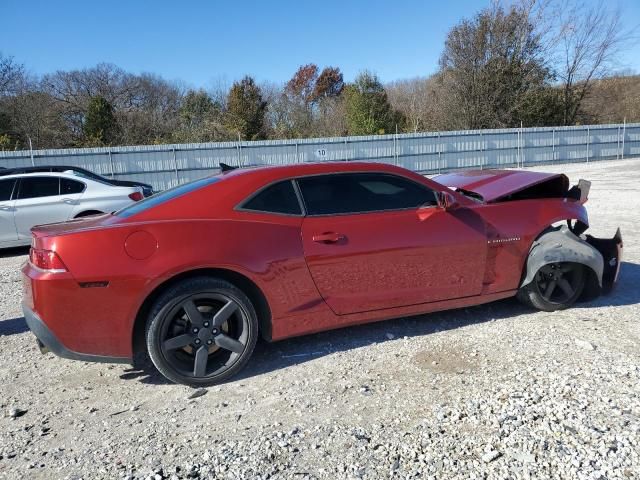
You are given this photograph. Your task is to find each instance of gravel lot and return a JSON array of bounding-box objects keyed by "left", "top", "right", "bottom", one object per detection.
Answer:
[{"left": 1, "top": 158, "right": 639, "bottom": 480}]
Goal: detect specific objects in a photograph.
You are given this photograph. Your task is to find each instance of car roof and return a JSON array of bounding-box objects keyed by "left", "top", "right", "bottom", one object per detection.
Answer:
[
  {"left": 0, "top": 171, "right": 93, "bottom": 181},
  {"left": 0, "top": 165, "right": 94, "bottom": 175},
  {"left": 220, "top": 161, "right": 411, "bottom": 182}
]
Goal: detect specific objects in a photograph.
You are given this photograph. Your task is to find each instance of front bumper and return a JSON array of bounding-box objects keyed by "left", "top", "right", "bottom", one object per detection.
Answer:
[
  {"left": 585, "top": 228, "right": 623, "bottom": 293},
  {"left": 22, "top": 304, "right": 130, "bottom": 364}
]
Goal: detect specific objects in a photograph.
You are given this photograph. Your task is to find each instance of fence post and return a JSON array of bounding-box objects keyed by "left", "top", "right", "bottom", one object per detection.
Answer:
[
  {"left": 621, "top": 118, "right": 626, "bottom": 159},
  {"left": 520, "top": 121, "right": 524, "bottom": 168},
  {"left": 552, "top": 128, "right": 555, "bottom": 163},
  {"left": 616, "top": 126, "right": 621, "bottom": 160},
  {"left": 479, "top": 131, "right": 483, "bottom": 170},
  {"left": 394, "top": 124, "right": 398, "bottom": 166},
  {"left": 172, "top": 147, "right": 179, "bottom": 184},
  {"left": 295, "top": 141, "right": 299, "bottom": 163},
  {"left": 108, "top": 150, "right": 115, "bottom": 178},
  {"left": 29, "top": 137, "right": 35, "bottom": 166},
  {"left": 437, "top": 132, "right": 442, "bottom": 174},
  {"left": 586, "top": 126, "right": 590, "bottom": 163},
  {"left": 516, "top": 128, "right": 520, "bottom": 168}
]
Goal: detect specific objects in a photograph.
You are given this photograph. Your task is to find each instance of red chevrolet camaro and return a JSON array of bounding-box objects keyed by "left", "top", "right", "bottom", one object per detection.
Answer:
[{"left": 22, "top": 162, "right": 622, "bottom": 386}]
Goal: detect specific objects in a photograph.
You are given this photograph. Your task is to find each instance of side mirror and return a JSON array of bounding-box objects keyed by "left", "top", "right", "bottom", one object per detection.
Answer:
[{"left": 439, "top": 191, "right": 460, "bottom": 211}]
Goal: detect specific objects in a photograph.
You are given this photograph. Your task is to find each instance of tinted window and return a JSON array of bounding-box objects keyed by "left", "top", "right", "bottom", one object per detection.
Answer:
[
  {"left": 61, "top": 178, "right": 85, "bottom": 194},
  {"left": 298, "top": 173, "right": 438, "bottom": 215},
  {"left": 242, "top": 180, "right": 301, "bottom": 215},
  {"left": 0, "top": 179, "right": 16, "bottom": 201},
  {"left": 17, "top": 177, "right": 60, "bottom": 199},
  {"left": 116, "top": 176, "right": 219, "bottom": 218}
]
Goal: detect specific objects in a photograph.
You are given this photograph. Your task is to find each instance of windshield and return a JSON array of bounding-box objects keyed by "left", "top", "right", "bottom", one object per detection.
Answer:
[{"left": 116, "top": 176, "right": 220, "bottom": 218}]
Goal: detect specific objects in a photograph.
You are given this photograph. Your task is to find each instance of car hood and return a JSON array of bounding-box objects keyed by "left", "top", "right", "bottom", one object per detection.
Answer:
[{"left": 433, "top": 169, "right": 569, "bottom": 203}]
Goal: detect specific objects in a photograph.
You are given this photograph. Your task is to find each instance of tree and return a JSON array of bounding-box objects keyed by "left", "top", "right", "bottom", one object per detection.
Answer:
[
  {"left": 224, "top": 76, "right": 267, "bottom": 140},
  {"left": 83, "top": 95, "right": 119, "bottom": 145},
  {"left": 0, "top": 52, "right": 24, "bottom": 97},
  {"left": 438, "top": 2, "right": 551, "bottom": 130},
  {"left": 540, "top": 0, "right": 634, "bottom": 125},
  {"left": 172, "top": 89, "right": 229, "bottom": 142},
  {"left": 313, "top": 67, "right": 344, "bottom": 100},
  {"left": 344, "top": 71, "right": 400, "bottom": 135},
  {"left": 386, "top": 77, "right": 433, "bottom": 132},
  {"left": 285, "top": 64, "right": 319, "bottom": 105}
]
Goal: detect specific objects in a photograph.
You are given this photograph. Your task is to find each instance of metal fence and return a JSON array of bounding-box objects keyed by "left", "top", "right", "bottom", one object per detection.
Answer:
[{"left": 0, "top": 123, "right": 638, "bottom": 191}]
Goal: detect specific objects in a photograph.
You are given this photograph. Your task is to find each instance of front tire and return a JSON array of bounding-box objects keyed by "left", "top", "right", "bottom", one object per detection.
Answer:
[
  {"left": 146, "top": 277, "right": 258, "bottom": 386},
  {"left": 517, "top": 262, "right": 585, "bottom": 312}
]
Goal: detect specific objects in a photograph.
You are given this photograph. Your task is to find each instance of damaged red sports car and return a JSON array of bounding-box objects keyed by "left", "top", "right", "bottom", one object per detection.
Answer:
[{"left": 22, "top": 162, "right": 622, "bottom": 386}]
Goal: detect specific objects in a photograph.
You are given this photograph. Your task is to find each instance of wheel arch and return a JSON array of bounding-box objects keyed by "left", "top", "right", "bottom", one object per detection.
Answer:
[
  {"left": 519, "top": 226, "right": 603, "bottom": 300},
  {"left": 74, "top": 209, "right": 104, "bottom": 218},
  {"left": 132, "top": 267, "right": 272, "bottom": 360}
]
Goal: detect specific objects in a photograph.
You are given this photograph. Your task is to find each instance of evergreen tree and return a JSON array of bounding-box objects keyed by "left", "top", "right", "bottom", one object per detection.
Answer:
[
  {"left": 224, "top": 76, "right": 267, "bottom": 140},
  {"left": 344, "top": 71, "right": 400, "bottom": 135},
  {"left": 83, "top": 95, "right": 119, "bottom": 145}
]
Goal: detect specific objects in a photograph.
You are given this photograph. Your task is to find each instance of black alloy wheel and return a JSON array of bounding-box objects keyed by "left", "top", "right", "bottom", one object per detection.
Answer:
[
  {"left": 518, "top": 261, "right": 586, "bottom": 312},
  {"left": 146, "top": 277, "right": 258, "bottom": 386}
]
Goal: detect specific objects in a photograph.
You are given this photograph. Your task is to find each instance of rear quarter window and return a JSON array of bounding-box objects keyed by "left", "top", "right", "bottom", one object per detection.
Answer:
[{"left": 240, "top": 180, "right": 302, "bottom": 215}]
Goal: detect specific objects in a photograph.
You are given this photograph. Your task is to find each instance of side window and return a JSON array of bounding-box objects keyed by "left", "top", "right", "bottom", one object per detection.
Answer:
[
  {"left": 61, "top": 178, "right": 85, "bottom": 194},
  {"left": 17, "top": 177, "right": 60, "bottom": 200},
  {"left": 0, "top": 179, "right": 16, "bottom": 201},
  {"left": 297, "top": 173, "right": 438, "bottom": 215},
  {"left": 241, "top": 180, "right": 302, "bottom": 215}
]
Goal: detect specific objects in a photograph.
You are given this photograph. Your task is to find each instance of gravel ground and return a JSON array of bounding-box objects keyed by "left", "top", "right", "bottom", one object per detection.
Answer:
[{"left": 1, "top": 158, "right": 639, "bottom": 480}]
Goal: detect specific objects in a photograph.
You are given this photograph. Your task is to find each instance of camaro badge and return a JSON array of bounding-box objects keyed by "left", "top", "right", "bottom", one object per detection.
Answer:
[{"left": 488, "top": 236, "right": 521, "bottom": 245}]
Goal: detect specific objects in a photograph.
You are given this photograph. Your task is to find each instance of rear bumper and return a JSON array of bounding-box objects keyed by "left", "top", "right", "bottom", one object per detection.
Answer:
[
  {"left": 585, "top": 228, "right": 623, "bottom": 293},
  {"left": 22, "top": 303, "right": 130, "bottom": 364}
]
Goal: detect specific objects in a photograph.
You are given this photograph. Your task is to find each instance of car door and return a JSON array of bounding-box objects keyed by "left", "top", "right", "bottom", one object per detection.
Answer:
[
  {"left": 59, "top": 177, "right": 86, "bottom": 216},
  {"left": 299, "top": 172, "right": 488, "bottom": 315},
  {"left": 13, "top": 176, "right": 76, "bottom": 241},
  {"left": 0, "top": 178, "right": 18, "bottom": 245}
]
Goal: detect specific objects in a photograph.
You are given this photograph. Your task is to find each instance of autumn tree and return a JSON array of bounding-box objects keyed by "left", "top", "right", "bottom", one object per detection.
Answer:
[
  {"left": 286, "top": 64, "right": 319, "bottom": 105},
  {"left": 344, "top": 71, "right": 401, "bottom": 135},
  {"left": 224, "top": 76, "right": 267, "bottom": 140},
  {"left": 83, "top": 95, "right": 119, "bottom": 145},
  {"left": 313, "top": 67, "right": 344, "bottom": 100}
]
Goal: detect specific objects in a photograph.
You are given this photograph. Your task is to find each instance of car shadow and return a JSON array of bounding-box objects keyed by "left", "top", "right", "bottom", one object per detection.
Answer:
[
  {"left": 575, "top": 261, "right": 640, "bottom": 308},
  {"left": 0, "top": 246, "right": 29, "bottom": 258},
  {"left": 0, "top": 317, "right": 29, "bottom": 336}
]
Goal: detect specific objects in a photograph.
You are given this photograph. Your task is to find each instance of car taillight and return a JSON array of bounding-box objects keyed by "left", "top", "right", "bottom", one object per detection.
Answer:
[
  {"left": 129, "top": 191, "right": 143, "bottom": 202},
  {"left": 29, "top": 248, "right": 68, "bottom": 272}
]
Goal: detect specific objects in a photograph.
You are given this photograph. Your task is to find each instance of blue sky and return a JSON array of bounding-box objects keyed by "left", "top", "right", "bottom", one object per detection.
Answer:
[{"left": 1, "top": 0, "right": 639, "bottom": 88}]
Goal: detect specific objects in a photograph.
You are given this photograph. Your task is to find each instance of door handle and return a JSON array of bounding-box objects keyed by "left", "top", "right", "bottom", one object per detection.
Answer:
[
  {"left": 312, "top": 232, "right": 345, "bottom": 244},
  {"left": 0, "top": 205, "right": 12, "bottom": 211},
  {"left": 62, "top": 198, "right": 77, "bottom": 205}
]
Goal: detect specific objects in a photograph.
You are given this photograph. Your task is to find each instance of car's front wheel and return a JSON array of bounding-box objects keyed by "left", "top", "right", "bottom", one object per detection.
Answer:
[
  {"left": 517, "top": 262, "right": 586, "bottom": 312},
  {"left": 146, "top": 277, "right": 258, "bottom": 386}
]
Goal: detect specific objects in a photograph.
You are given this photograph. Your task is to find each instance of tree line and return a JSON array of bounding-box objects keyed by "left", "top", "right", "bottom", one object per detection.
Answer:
[{"left": 0, "top": 0, "right": 636, "bottom": 151}]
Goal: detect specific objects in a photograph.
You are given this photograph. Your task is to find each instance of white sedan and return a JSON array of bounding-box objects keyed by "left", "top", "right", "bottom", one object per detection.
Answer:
[{"left": 0, "top": 171, "right": 144, "bottom": 248}]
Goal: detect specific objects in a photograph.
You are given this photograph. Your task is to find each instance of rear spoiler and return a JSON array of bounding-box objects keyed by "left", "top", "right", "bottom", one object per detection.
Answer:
[{"left": 567, "top": 179, "right": 591, "bottom": 204}]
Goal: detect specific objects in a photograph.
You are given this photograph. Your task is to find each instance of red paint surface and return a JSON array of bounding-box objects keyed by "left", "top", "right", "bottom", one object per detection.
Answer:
[
  {"left": 22, "top": 162, "right": 590, "bottom": 359},
  {"left": 435, "top": 169, "right": 569, "bottom": 203}
]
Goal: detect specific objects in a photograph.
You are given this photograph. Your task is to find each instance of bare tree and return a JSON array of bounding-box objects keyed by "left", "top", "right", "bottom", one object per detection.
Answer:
[
  {"left": 0, "top": 53, "right": 24, "bottom": 97},
  {"left": 539, "top": 0, "right": 636, "bottom": 124},
  {"left": 386, "top": 77, "right": 432, "bottom": 132}
]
